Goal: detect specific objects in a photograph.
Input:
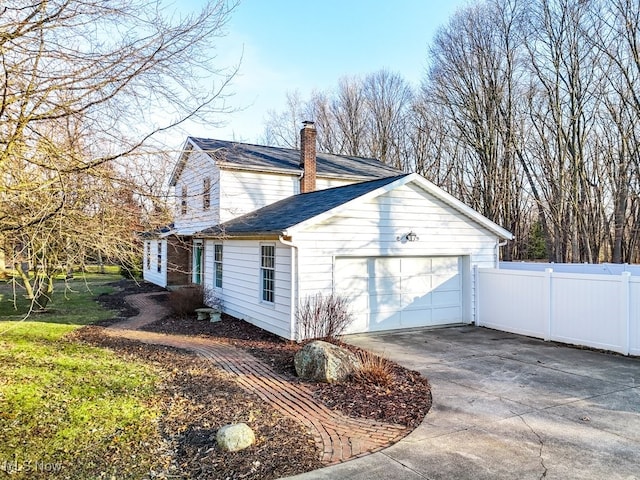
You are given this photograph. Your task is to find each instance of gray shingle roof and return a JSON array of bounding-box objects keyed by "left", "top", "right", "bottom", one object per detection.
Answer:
[
  {"left": 188, "top": 137, "right": 402, "bottom": 179},
  {"left": 200, "top": 174, "right": 409, "bottom": 237}
]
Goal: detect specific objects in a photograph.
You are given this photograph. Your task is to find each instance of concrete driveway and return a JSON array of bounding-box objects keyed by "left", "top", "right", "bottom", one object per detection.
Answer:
[{"left": 284, "top": 326, "right": 640, "bottom": 480}]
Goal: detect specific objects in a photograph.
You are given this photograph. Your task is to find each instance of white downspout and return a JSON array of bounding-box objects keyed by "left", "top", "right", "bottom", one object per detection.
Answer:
[
  {"left": 495, "top": 239, "right": 508, "bottom": 268},
  {"left": 279, "top": 235, "right": 298, "bottom": 341}
]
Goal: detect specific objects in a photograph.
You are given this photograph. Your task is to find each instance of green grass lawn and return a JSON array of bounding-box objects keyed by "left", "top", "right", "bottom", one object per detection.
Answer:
[{"left": 0, "top": 274, "right": 165, "bottom": 479}]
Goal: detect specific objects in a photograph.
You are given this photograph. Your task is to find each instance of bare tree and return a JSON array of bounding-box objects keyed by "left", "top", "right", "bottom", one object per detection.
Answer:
[
  {"left": 362, "top": 70, "right": 413, "bottom": 169},
  {"left": 522, "top": 0, "right": 604, "bottom": 262},
  {"left": 0, "top": 0, "right": 238, "bottom": 307},
  {"left": 259, "top": 0, "right": 640, "bottom": 263},
  {"left": 590, "top": 0, "right": 640, "bottom": 262},
  {"left": 332, "top": 76, "right": 368, "bottom": 156},
  {"left": 426, "top": 0, "right": 527, "bottom": 259},
  {"left": 261, "top": 90, "right": 304, "bottom": 148},
  {"left": 261, "top": 69, "right": 416, "bottom": 170}
]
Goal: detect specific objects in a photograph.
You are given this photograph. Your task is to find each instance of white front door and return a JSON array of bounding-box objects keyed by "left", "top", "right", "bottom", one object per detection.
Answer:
[{"left": 193, "top": 241, "right": 204, "bottom": 285}]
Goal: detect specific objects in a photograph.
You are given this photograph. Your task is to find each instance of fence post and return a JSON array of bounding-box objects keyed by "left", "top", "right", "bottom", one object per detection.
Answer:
[
  {"left": 622, "top": 272, "right": 631, "bottom": 355},
  {"left": 474, "top": 265, "right": 480, "bottom": 326},
  {"left": 543, "top": 268, "right": 553, "bottom": 341}
]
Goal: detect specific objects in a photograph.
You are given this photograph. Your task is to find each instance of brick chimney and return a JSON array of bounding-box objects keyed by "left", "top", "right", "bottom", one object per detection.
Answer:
[{"left": 299, "top": 120, "right": 316, "bottom": 193}]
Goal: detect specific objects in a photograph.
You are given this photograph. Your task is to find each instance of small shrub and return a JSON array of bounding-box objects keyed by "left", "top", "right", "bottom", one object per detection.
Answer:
[
  {"left": 295, "top": 292, "right": 353, "bottom": 341},
  {"left": 168, "top": 285, "right": 204, "bottom": 317},
  {"left": 203, "top": 285, "right": 223, "bottom": 311},
  {"left": 351, "top": 350, "right": 394, "bottom": 387}
]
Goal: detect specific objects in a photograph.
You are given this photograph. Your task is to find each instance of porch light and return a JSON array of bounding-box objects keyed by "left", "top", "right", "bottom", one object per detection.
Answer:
[{"left": 397, "top": 231, "right": 419, "bottom": 242}]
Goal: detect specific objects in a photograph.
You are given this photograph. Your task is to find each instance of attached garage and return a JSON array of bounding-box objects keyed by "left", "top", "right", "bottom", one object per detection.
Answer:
[
  {"left": 335, "top": 256, "right": 465, "bottom": 334},
  {"left": 200, "top": 173, "right": 513, "bottom": 340}
]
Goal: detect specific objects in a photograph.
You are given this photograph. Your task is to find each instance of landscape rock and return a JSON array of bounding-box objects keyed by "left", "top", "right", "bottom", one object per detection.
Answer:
[
  {"left": 294, "top": 340, "right": 362, "bottom": 383},
  {"left": 216, "top": 423, "right": 255, "bottom": 452}
]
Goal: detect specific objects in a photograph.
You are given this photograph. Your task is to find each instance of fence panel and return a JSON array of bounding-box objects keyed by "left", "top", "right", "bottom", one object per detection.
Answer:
[
  {"left": 476, "top": 268, "right": 548, "bottom": 339},
  {"left": 630, "top": 279, "right": 640, "bottom": 356},
  {"left": 500, "top": 261, "right": 640, "bottom": 276},
  {"left": 550, "top": 273, "right": 627, "bottom": 353},
  {"left": 477, "top": 268, "right": 638, "bottom": 356}
]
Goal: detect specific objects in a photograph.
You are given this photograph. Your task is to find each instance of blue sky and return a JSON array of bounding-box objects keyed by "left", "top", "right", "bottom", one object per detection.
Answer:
[{"left": 179, "top": 0, "right": 472, "bottom": 144}]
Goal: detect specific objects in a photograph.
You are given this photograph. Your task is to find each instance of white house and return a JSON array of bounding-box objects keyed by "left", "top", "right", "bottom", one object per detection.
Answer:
[{"left": 143, "top": 122, "right": 513, "bottom": 339}]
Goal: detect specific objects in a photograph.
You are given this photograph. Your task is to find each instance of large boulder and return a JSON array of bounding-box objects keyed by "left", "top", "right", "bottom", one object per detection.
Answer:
[
  {"left": 294, "top": 340, "right": 362, "bottom": 383},
  {"left": 216, "top": 423, "right": 255, "bottom": 452}
]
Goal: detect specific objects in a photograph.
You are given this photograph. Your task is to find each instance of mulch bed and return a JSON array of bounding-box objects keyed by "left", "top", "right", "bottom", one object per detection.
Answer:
[
  {"left": 142, "top": 311, "right": 432, "bottom": 428},
  {"left": 79, "top": 280, "right": 432, "bottom": 479},
  {"left": 72, "top": 327, "right": 322, "bottom": 480}
]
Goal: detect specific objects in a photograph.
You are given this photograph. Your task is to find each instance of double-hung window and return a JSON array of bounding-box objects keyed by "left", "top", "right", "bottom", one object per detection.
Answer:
[
  {"left": 260, "top": 245, "right": 275, "bottom": 303},
  {"left": 156, "top": 241, "right": 162, "bottom": 273},
  {"left": 181, "top": 186, "right": 187, "bottom": 215},
  {"left": 203, "top": 178, "right": 211, "bottom": 210},
  {"left": 214, "top": 244, "right": 223, "bottom": 288}
]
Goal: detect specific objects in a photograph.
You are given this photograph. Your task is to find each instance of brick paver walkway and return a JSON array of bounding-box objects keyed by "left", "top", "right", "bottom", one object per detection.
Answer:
[{"left": 107, "top": 292, "right": 408, "bottom": 464}]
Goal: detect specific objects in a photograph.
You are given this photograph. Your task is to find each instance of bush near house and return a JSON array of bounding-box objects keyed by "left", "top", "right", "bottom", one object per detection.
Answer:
[
  {"left": 167, "top": 284, "right": 205, "bottom": 317},
  {"left": 295, "top": 293, "right": 353, "bottom": 341}
]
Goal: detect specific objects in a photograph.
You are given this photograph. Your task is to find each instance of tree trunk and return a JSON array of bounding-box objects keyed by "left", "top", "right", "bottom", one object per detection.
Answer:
[{"left": 14, "top": 262, "right": 34, "bottom": 299}]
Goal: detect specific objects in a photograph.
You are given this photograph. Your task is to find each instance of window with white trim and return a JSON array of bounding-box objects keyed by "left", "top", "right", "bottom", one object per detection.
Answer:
[
  {"left": 260, "top": 244, "right": 275, "bottom": 303},
  {"left": 214, "top": 244, "right": 223, "bottom": 288},
  {"left": 157, "top": 241, "right": 162, "bottom": 273},
  {"left": 181, "top": 186, "right": 187, "bottom": 215},
  {"left": 145, "top": 241, "right": 151, "bottom": 270},
  {"left": 203, "top": 177, "right": 211, "bottom": 210}
]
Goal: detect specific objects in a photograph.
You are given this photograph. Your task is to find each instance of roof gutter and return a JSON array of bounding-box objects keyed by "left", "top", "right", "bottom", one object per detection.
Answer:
[
  {"left": 216, "top": 162, "right": 383, "bottom": 182},
  {"left": 495, "top": 239, "right": 509, "bottom": 268},
  {"left": 194, "top": 231, "right": 281, "bottom": 240}
]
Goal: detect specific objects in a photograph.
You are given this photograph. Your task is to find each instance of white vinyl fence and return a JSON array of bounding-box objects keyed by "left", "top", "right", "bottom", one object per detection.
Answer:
[
  {"left": 475, "top": 267, "right": 640, "bottom": 356},
  {"left": 500, "top": 261, "right": 640, "bottom": 276}
]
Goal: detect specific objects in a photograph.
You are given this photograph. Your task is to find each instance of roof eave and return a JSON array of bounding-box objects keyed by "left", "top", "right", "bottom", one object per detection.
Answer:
[
  {"left": 168, "top": 138, "right": 199, "bottom": 187},
  {"left": 195, "top": 230, "right": 282, "bottom": 240},
  {"left": 408, "top": 174, "right": 515, "bottom": 240},
  {"left": 217, "top": 162, "right": 389, "bottom": 181},
  {"left": 284, "top": 173, "right": 514, "bottom": 240}
]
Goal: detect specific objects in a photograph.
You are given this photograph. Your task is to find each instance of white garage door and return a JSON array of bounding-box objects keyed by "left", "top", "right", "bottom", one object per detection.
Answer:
[{"left": 335, "top": 256, "right": 462, "bottom": 334}]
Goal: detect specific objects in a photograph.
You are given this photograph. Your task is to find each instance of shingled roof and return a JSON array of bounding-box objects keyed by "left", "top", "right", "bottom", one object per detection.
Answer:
[
  {"left": 199, "top": 174, "right": 409, "bottom": 238},
  {"left": 187, "top": 137, "right": 401, "bottom": 179}
]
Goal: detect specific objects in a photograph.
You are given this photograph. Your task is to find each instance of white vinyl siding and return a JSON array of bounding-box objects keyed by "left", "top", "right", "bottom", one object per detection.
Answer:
[
  {"left": 218, "top": 170, "right": 362, "bottom": 222},
  {"left": 216, "top": 241, "right": 292, "bottom": 338},
  {"left": 192, "top": 177, "right": 506, "bottom": 338},
  {"left": 292, "top": 183, "right": 498, "bottom": 329},
  {"left": 315, "top": 177, "right": 354, "bottom": 190},
  {"left": 143, "top": 239, "right": 167, "bottom": 288},
  {"left": 219, "top": 170, "right": 297, "bottom": 222},
  {"left": 173, "top": 148, "right": 367, "bottom": 227},
  {"left": 173, "top": 150, "right": 221, "bottom": 232}
]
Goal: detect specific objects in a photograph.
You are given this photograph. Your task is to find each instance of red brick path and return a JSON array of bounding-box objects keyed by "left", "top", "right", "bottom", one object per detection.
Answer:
[{"left": 107, "top": 293, "right": 408, "bottom": 464}]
